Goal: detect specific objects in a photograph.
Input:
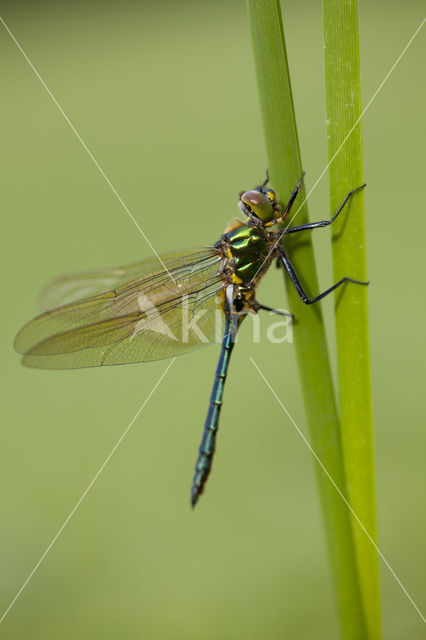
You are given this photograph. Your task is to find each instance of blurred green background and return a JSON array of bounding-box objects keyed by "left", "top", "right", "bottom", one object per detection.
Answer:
[{"left": 1, "top": 1, "right": 425, "bottom": 638}]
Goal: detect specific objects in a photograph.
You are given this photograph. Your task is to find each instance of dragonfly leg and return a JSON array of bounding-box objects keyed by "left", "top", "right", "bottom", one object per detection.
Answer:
[
  {"left": 281, "top": 172, "right": 305, "bottom": 216},
  {"left": 271, "top": 172, "right": 305, "bottom": 225},
  {"left": 191, "top": 287, "right": 238, "bottom": 507},
  {"left": 278, "top": 247, "right": 368, "bottom": 305},
  {"left": 256, "top": 303, "right": 294, "bottom": 320},
  {"left": 285, "top": 183, "right": 366, "bottom": 234},
  {"left": 260, "top": 168, "right": 270, "bottom": 189},
  {"left": 243, "top": 169, "right": 270, "bottom": 200}
]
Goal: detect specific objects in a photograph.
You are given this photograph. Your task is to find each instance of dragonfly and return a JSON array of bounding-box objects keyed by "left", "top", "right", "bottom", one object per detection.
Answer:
[{"left": 15, "top": 174, "right": 367, "bottom": 506}]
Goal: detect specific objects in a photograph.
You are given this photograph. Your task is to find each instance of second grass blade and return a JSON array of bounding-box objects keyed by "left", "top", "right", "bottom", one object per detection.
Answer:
[
  {"left": 323, "top": 1, "right": 381, "bottom": 637},
  {"left": 246, "top": 1, "right": 368, "bottom": 637}
]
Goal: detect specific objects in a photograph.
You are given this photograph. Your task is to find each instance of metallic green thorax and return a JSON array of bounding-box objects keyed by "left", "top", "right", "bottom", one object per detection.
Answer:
[{"left": 222, "top": 225, "right": 270, "bottom": 284}]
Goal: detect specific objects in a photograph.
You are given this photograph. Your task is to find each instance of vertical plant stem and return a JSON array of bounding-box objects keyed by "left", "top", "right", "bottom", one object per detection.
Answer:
[
  {"left": 323, "top": 2, "right": 381, "bottom": 638},
  {"left": 246, "top": 1, "right": 367, "bottom": 637}
]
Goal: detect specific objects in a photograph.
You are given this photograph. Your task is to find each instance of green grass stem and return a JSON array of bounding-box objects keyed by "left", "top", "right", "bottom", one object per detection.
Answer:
[
  {"left": 323, "top": 2, "right": 381, "bottom": 638},
  {"left": 246, "top": 1, "right": 368, "bottom": 637}
]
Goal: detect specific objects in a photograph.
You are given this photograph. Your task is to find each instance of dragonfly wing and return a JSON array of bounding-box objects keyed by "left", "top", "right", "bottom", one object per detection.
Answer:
[
  {"left": 15, "top": 248, "right": 226, "bottom": 369},
  {"left": 39, "top": 250, "right": 209, "bottom": 311}
]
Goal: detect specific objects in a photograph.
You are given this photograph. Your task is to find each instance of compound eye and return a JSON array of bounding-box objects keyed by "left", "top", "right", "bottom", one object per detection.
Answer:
[{"left": 240, "top": 190, "right": 274, "bottom": 223}]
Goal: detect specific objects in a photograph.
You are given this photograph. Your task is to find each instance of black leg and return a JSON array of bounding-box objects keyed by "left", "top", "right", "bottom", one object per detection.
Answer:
[
  {"left": 285, "top": 184, "right": 366, "bottom": 234},
  {"left": 260, "top": 168, "right": 270, "bottom": 189},
  {"left": 256, "top": 303, "right": 294, "bottom": 320},
  {"left": 282, "top": 171, "right": 305, "bottom": 216},
  {"left": 279, "top": 248, "right": 368, "bottom": 305}
]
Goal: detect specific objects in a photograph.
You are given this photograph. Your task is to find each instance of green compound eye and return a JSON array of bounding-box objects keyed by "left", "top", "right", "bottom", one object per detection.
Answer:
[{"left": 240, "top": 190, "right": 274, "bottom": 223}]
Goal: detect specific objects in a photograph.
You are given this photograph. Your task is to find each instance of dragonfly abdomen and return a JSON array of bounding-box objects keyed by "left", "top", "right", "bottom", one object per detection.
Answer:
[{"left": 191, "top": 318, "right": 235, "bottom": 506}]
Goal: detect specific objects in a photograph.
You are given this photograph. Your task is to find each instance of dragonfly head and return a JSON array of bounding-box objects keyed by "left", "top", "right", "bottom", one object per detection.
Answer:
[{"left": 239, "top": 189, "right": 281, "bottom": 226}]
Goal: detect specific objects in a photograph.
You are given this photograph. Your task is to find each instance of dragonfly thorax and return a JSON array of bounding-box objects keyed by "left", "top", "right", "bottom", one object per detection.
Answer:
[{"left": 218, "top": 223, "right": 272, "bottom": 286}]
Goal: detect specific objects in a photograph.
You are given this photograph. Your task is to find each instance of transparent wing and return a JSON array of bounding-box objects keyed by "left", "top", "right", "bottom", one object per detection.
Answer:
[
  {"left": 39, "top": 250, "right": 201, "bottom": 311},
  {"left": 15, "top": 248, "right": 225, "bottom": 369}
]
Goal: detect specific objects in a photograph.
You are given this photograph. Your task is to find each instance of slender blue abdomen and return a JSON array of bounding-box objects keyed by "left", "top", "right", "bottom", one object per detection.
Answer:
[{"left": 191, "top": 317, "right": 235, "bottom": 506}]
